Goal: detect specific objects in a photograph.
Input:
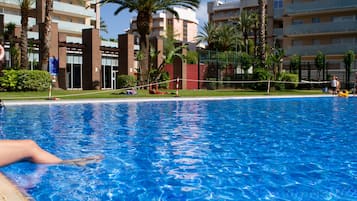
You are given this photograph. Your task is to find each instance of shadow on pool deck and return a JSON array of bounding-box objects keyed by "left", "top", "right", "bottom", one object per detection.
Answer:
[{"left": 0, "top": 173, "right": 30, "bottom": 201}]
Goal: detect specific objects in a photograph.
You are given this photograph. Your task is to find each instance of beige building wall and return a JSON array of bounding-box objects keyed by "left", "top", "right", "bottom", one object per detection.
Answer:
[
  {"left": 130, "top": 7, "right": 198, "bottom": 43},
  {"left": 283, "top": 0, "right": 357, "bottom": 69}
]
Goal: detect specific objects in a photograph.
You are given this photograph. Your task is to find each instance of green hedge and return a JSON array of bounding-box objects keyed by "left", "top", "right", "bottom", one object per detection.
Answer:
[
  {"left": 275, "top": 73, "right": 299, "bottom": 90},
  {"left": 117, "top": 74, "right": 137, "bottom": 89},
  {"left": 0, "top": 70, "right": 51, "bottom": 91}
]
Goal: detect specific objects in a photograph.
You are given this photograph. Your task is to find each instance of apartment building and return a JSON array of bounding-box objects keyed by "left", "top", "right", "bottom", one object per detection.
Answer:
[
  {"left": 130, "top": 7, "right": 199, "bottom": 44},
  {"left": 284, "top": 0, "right": 357, "bottom": 78},
  {"left": 207, "top": 0, "right": 283, "bottom": 48},
  {"left": 0, "top": 0, "right": 123, "bottom": 90},
  {"left": 207, "top": 0, "right": 357, "bottom": 81}
]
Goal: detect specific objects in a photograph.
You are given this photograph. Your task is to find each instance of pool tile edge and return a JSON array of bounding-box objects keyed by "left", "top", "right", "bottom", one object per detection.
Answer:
[{"left": 0, "top": 173, "right": 31, "bottom": 201}]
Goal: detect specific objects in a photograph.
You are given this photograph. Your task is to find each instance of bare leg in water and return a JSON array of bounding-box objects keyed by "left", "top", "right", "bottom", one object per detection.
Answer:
[{"left": 0, "top": 140, "right": 103, "bottom": 167}]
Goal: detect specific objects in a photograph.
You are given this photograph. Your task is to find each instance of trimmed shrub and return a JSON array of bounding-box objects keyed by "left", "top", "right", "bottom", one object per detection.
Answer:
[
  {"left": 117, "top": 74, "right": 137, "bottom": 89},
  {"left": 0, "top": 70, "right": 19, "bottom": 91},
  {"left": 0, "top": 70, "right": 51, "bottom": 91},
  {"left": 252, "top": 68, "right": 272, "bottom": 90},
  {"left": 18, "top": 70, "right": 52, "bottom": 91},
  {"left": 275, "top": 73, "right": 299, "bottom": 90}
]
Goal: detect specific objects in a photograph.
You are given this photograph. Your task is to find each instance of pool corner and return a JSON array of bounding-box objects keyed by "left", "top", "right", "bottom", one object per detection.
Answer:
[{"left": 0, "top": 173, "right": 30, "bottom": 201}]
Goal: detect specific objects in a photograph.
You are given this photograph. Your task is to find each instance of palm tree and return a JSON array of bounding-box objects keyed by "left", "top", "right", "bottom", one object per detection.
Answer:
[
  {"left": 19, "top": 0, "right": 35, "bottom": 69},
  {"left": 40, "top": 0, "right": 53, "bottom": 71},
  {"left": 314, "top": 51, "right": 325, "bottom": 81},
  {"left": 234, "top": 10, "right": 254, "bottom": 53},
  {"left": 196, "top": 22, "right": 218, "bottom": 50},
  {"left": 4, "top": 23, "right": 20, "bottom": 69},
  {"left": 343, "top": 50, "right": 355, "bottom": 89},
  {"left": 250, "top": 12, "right": 259, "bottom": 57},
  {"left": 215, "top": 24, "right": 240, "bottom": 52},
  {"left": 258, "top": 0, "right": 266, "bottom": 67},
  {"left": 99, "top": 0, "right": 200, "bottom": 82},
  {"left": 100, "top": 17, "right": 108, "bottom": 33}
]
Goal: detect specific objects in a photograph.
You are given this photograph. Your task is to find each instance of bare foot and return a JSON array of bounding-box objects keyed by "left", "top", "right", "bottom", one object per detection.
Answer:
[{"left": 60, "top": 155, "right": 104, "bottom": 166}]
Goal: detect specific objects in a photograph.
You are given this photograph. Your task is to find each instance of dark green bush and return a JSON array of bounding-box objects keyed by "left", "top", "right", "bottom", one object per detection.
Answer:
[
  {"left": 0, "top": 70, "right": 51, "bottom": 91},
  {"left": 117, "top": 74, "right": 137, "bottom": 89},
  {"left": 0, "top": 70, "right": 19, "bottom": 91},
  {"left": 252, "top": 68, "right": 272, "bottom": 90},
  {"left": 275, "top": 73, "right": 299, "bottom": 90}
]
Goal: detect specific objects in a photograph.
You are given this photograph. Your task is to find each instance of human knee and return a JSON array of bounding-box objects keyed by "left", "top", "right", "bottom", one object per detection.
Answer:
[{"left": 21, "top": 139, "right": 39, "bottom": 149}]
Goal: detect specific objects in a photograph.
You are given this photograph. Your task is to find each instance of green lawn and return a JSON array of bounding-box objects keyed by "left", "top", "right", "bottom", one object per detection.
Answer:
[{"left": 0, "top": 88, "right": 324, "bottom": 100}]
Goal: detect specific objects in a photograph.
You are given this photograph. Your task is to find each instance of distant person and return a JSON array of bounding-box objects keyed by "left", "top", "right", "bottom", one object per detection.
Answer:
[
  {"left": 336, "top": 77, "right": 341, "bottom": 93},
  {"left": 126, "top": 88, "right": 137, "bottom": 95},
  {"left": 0, "top": 140, "right": 103, "bottom": 167},
  {"left": 330, "top": 75, "right": 337, "bottom": 95},
  {"left": 0, "top": 44, "right": 4, "bottom": 61}
]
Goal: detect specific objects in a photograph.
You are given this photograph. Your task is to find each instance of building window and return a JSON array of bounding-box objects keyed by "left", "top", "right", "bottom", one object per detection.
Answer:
[
  {"left": 292, "top": 19, "right": 303, "bottom": 25},
  {"left": 274, "top": 0, "right": 283, "bottom": 8},
  {"left": 312, "top": 17, "right": 320, "bottom": 23},
  {"left": 312, "top": 39, "right": 320, "bottom": 45},
  {"left": 332, "top": 15, "right": 354, "bottom": 22},
  {"left": 183, "top": 22, "right": 188, "bottom": 42},
  {"left": 292, "top": 40, "right": 302, "bottom": 47}
]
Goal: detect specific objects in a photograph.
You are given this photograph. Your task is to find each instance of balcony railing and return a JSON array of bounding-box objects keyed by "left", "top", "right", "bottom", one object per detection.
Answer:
[
  {"left": 285, "top": 0, "right": 357, "bottom": 15},
  {"left": 3, "top": 14, "right": 36, "bottom": 27},
  {"left": 273, "top": 28, "right": 283, "bottom": 38},
  {"left": 284, "top": 21, "right": 357, "bottom": 36},
  {"left": 286, "top": 43, "right": 357, "bottom": 56},
  {"left": 54, "top": 1, "right": 95, "bottom": 18},
  {"left": 53, "top": 20, "right": 93, "bottom": 34}
]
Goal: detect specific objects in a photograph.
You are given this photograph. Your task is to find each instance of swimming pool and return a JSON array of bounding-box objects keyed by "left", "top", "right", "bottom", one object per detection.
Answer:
[{"left": 0, "top": 97, "right": 356, "bottom": 200}]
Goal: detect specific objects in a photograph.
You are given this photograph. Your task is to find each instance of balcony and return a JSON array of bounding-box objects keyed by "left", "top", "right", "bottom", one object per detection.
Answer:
[
  {"left": 285, "top": 0, "right": 357, "bottom": 15},
  {"left": 54, "top": 1, "right": 95, "bottom": 18},
  {"left": 286, "top": 43, "right": 357, "bottom": 56},
  {"left": 284, "top": 21, "right": 357, "bottom": 36},
  {"left": 53, "top": 20, "right": 93, "bottom": 34},
  {"left": 273, "top": 28, "right": 283, "bottom": 38},
  {"left": 3, "top": 13, "right": 36, "bottom": 27}
]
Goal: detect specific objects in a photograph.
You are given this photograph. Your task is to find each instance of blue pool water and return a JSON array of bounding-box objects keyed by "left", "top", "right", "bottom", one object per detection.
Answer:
[{"left": 0, "top": 97, "right": 356, "bottom": 201}]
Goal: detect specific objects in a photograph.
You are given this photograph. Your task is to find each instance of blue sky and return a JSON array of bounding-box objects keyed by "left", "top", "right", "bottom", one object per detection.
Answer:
[{"left": 100, "top": 0, "right": 209, "bottom": 39}]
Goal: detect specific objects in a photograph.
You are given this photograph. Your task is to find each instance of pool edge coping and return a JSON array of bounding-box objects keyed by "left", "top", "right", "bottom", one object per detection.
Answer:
[
  {"left": 0, "top": 173, "right": 30, "bottom": 201},
  {"left": 1, "top": 94, "right": 335, "bottom": 106}
]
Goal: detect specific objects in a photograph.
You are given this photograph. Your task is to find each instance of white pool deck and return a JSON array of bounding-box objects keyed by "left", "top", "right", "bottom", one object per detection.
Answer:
[
  {"left": 0, "top": 94, "right": 350, "bottom": 200},
  {"left": 1, "top": 94, "right": 337, "bottom": 106}
]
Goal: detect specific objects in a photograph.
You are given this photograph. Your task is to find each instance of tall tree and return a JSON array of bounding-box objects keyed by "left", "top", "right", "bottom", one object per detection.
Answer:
[
  {"left": 314, "top": 51, "right": 325, "bottom": 81},
  {"left": 234, "top": 10, "right": 254, "bottom": 53},
  {"left": 343, "top": 50, "right": 355, "bottom": 89},
  {"left": 258, "top": 0, "right": 266, "bottom": 67},
  {"left": 215, "top": 24, "right": 240, "bottom": 52},
  {"left": 40, "top": 0, "right": 53, "bottom": 71},
  {"left": 100, "top": 17, "right": 108, "bottom": 33},
  {"left": 99, "top": 0, "right": 200, "bottom": 83},
  {"left": 196, "top": 22, "right": 218, "bottom": 50},
  {"left": 4, "top": 23, "right": 20, "bottom": 69},
  {"left": 19, "top": 0, "right": 35, "bottom": 69}
]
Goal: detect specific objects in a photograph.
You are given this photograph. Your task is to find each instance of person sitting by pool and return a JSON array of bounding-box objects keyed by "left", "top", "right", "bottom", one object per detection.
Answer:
[
  {"left": 126, "top": 88, "right": 137, "bottom": 95},
  {"left": 149, "top": 83, "right": 168, "bottom": 95},
  {"left": 0, "top": 140, "right": 103, "bottom": 167}
]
